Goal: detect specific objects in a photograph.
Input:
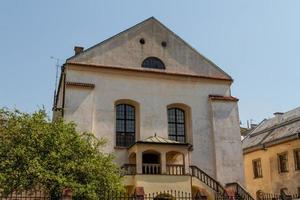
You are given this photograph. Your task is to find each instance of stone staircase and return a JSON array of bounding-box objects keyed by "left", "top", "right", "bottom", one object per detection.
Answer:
[
  {"left": 225, "top": 182, "right": 255, "bottom": 200},
  {"left": 190, "top": 166, "right": 255, "bottom": 200},
  {"left": 190, "top": 165, "right": 227, "bottom": 196}
]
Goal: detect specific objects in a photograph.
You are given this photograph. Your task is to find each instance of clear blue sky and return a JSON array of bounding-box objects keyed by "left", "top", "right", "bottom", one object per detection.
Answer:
[{"left": 1, "top": 0, "right": 299, "bottom": 126}]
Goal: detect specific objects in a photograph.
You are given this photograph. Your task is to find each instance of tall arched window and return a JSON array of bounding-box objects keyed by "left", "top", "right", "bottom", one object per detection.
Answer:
[
  {"left": 168, "top": 108, "right": 185, "bottom": 143},
  {"left": 116, "top": 104, "right": 135, "bottom": 147}
]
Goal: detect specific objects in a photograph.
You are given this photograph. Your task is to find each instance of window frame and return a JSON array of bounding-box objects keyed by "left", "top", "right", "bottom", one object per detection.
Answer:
[
  {"left": 167, "top": 108, "right": 186, "bottom": 143},
  {"left": 141, "top": 57, "right": 165, "bottom": 70},
  {"left": 294, "top": 148, "right": 300, "bottom": 171},
  {"left": 252, "top": 158, "right": 263, "bottom": 179},
  {"left": 278, "top": 152, "right": 289, "bottom": 173},
  {"left": 115, "top": 104, "right": 136, "bottom": 147}
]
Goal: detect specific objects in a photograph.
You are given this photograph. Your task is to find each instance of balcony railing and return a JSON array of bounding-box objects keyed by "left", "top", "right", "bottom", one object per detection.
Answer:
[
  {"left": 122, "top": 164, "right": 186, "bottom": 175},
  {"left": 142, "top": 164, "right": 161, "bottom": 174},
  {"left": 166, "top": 164, "right": 185, "bottom": 175},
  {"left": 121, "top": 164, "right": 136, "bottom": 175}
]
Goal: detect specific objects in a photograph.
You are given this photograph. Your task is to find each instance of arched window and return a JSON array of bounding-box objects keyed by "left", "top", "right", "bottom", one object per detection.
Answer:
[
  {"left": 168, "top": 108, "right": 185, "bottom": 143},
  {"left": 142, "top": 57, "right": 165, "bottom": 69},
  {"left": 116, "top": 104, "right": 135, "bottom": 147}
]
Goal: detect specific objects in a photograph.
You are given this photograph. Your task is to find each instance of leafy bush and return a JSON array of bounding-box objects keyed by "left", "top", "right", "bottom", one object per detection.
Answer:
[{"left": 0, "top": 108, "right": 123, "bottom": 199}]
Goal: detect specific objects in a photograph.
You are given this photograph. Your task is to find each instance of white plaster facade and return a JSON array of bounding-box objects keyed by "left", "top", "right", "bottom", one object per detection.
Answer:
[{"left": 53, "top": 17, "right": 244, "bottom": 196}]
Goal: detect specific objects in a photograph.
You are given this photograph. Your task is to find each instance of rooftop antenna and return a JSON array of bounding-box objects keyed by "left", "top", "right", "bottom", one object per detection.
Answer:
[{"left": 50, "top": 56, "right": 61, "bottom": 109}]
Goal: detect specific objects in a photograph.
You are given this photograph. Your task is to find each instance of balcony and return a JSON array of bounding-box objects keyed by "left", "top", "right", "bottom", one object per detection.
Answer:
[{"left": 123, "top": 135, "right": 190, "bottom": 176}]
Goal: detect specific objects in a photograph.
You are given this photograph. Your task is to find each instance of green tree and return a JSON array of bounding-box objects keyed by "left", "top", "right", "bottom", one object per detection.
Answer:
[{"left": 0, "top": 108, "right": 124, "bottom": 199}]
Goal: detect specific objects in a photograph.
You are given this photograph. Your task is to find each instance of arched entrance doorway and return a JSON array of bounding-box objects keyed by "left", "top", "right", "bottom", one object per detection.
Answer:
[{"left": 142, "top": 151, "right": 161, "bottom": 174}]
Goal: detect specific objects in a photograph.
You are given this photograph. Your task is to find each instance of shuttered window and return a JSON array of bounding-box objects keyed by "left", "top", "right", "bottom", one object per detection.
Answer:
[{"left": 252, "top": 158, "right": 263, "bottom": 178}]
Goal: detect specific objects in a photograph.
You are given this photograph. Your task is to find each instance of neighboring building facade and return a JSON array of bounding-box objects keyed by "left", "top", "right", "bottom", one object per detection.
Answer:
[
  {"left": 53, "top": 17, "right": 244, "bottom": 198},
  {"left": 242, "top": 108, "right": 300, "bottom": 199}
]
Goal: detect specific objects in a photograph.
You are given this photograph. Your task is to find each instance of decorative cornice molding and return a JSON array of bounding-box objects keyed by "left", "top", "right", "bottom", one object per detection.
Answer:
[
  {"left": 66, "top": 81, "right": 95, "bottom": 89},
  {"left": 65, "top": 62, "right": 234, "bottom": 82},
  {"left": 208, "top": 95, "right": 239, "bottom": 102}
]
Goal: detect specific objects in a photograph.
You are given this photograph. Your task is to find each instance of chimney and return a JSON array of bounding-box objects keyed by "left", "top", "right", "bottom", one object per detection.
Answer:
[
  {"left": 274, "top": 112, "right": 284, "bottom": 117},
  {"left": 74, "top": 46, "right": 84, "bottom": 55},
  {"left": 250, "top": 124, "right": 258, "bottom": 129}
]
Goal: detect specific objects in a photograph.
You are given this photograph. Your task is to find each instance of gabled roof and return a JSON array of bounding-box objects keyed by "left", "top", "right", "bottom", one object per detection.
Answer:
[
  {"left": 242, "top": 107, "right": 300, "bottom": 153},
  {"left": 66, "top": 17, "right": 233, "bottom": 82}
]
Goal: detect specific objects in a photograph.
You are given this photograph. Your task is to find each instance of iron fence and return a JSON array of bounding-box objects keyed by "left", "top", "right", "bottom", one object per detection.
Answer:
[
  {"left": 0, "top": 190, "right": 62, "bottom": 200},
  {"left": 6, "top": 190, "right": 300, "bottom": 200},
  {"left": 0, "top": 191, "right": 55, "bottom": 200},
  {"left": 98, "top": 190, "right": 207, "bottom": 200},
  {"left": 0, "top": 190, "right": 217, "bottom": 200},
  {"left": 261, "top": 192, "right": 300, "bottom": 200}
]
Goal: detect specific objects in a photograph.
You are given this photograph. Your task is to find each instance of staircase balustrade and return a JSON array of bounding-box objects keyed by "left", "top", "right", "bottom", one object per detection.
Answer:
[
  {"left": 190, "top": 165, "right": 227, "bottom": 195},
  {"left": 226, "top": 182, "right": 255, "bottom": 200}
]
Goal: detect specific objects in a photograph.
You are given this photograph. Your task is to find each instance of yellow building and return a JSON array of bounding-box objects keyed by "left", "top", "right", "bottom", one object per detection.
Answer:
[
  {"left": 53, "top": 17, "right": 247, "bottom": 199},
  {"left": 242, "top": 109, "right": 300, "bottom": 199}
]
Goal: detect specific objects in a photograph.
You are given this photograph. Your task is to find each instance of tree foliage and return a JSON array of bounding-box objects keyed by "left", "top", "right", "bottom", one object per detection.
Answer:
[{"left": 0, "top": 108, "right": 123, "bottom": 199}]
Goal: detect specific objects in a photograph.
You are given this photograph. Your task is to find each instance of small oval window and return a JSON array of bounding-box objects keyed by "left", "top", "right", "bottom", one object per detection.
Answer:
[{"left": 142, "top": 57, "right": 165, "bottom": 70}]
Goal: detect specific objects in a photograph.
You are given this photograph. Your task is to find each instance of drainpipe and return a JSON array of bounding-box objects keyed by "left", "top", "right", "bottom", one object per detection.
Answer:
[{"left": 62, "top": 64, "right": 66, "bottom": 118}]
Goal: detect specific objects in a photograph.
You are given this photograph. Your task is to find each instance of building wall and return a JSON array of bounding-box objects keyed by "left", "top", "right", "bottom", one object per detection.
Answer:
[
  {"left": 244, "top": 139, "right": 300, "bottom": 198},
  {"left": 210, "top": 100, "right": 245, "bottom": 185},
  {"left": 63, "top": 64, "right": 236, "bottom": 179}
]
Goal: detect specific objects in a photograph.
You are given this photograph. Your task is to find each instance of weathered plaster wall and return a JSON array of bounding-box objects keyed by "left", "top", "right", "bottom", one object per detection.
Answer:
[
  {"left": 244, "top": 139, "right": 300, "bottom": 198},
  {"left": 63, "top": 65, "right": 232, "bottom": 178},
  {"left": 134, "top": 175, "right": 191, "bottom": 195},
  {"left": 210, "top": 100, "right": 245, "bottom": 185},
  {"left": 68, "top": 18, "right": 230, "bottom": 80}
]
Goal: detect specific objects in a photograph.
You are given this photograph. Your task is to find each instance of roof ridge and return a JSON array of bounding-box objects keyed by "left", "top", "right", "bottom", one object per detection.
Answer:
[
  {"left": 250, "top": 115, "right": 300, "bottom": 138},
  {"left": 146, "top": 18, "right": 233, "bottom": 80},
  {"left": 242, "top": 119, "right": 266, "bottom": 141},
  {"left": 66, "top": 17, "right": 155, "bottom": 62}
]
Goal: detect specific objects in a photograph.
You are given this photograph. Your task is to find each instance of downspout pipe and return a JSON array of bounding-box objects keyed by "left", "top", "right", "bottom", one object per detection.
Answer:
[{"left": 62, "top": 65, "right": 66, "bottom": 118}]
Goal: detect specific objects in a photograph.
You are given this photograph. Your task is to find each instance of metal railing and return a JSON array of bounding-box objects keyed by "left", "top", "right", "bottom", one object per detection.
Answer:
[
  {"left": 99, "top": 190, "right": 204, "bottom": 199},
  {"left": 261, "top": 192, "right": 300, "bottom": 200},
  {"left": 190, "top": 165, "right": 226, "bottom": 195},
  {"left": 166, "top": 164, "right": 185, "bottom": 175},
  {"left": 225, "top": 182, "right": 255, "bottom": 200},
  {"left": 0, "top": 191, "right": 60, "bottom": 200},
  {"left": 0, "top": 190, "right": 202, "bottom": 200}
]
